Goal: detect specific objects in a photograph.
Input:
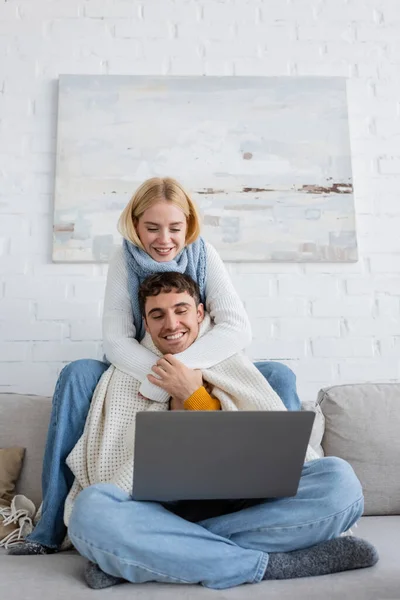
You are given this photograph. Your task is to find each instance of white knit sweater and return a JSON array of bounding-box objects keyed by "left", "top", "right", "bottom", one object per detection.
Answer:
[
  {"left": 64, "top": 316, "right": 318, "bottom": 526},
  {"left": 102, "top": 242, "right": 252, "bottom": 403}
]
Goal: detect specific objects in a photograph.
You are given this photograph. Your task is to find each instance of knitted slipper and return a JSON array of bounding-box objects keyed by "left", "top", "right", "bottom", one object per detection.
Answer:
[{"left": 0, "top": 494, "right": 36, "bottom": 550}]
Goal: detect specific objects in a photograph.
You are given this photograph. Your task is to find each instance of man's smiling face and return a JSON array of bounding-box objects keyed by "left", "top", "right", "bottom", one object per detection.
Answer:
[{"left": 144, "top": 290, "right": 204, "bottom": 355}]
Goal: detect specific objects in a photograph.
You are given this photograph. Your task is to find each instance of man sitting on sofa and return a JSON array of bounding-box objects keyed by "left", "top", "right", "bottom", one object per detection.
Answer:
[{"left": 65, "top": 273, "right": 378, "bottom": 589}]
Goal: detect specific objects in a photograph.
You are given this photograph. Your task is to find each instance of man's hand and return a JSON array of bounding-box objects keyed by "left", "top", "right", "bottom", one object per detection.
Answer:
[{"left": 147, "top": 354, "right": 203, "bottom": 407}]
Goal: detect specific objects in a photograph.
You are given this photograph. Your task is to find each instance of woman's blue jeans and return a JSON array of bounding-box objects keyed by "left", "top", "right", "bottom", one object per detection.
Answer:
[{"left": 27, "top": 359, "right": 301, "bottom": 549}]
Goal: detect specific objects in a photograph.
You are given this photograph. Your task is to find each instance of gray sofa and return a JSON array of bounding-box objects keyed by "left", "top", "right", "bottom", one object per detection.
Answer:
[{"left": 1, "top": 383, "right": 399, "bottom": 599}]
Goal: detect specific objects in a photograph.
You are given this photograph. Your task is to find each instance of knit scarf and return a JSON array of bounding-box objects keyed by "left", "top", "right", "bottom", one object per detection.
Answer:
[
  {"left": 64, "top": 315, "right": 319, "bottom": 526},
  {"left": 123, "top": 237, "right": 207, "bottom": 341}
]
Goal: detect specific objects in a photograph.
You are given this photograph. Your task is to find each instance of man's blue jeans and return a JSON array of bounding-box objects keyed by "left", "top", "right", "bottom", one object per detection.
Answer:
[
  {"left": 27, "top": 359, "right": 301, "bottom": 549},
  {"left": 68, "top": 458, "right": 363, "bottom": 589}
]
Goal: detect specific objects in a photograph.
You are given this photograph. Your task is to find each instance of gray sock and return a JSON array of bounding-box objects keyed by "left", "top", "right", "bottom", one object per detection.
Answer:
[
  {"left": 7, "top": 541, "right": 57, "bottom": 556},
  {"left": 264, "top": 536, "right": 379, "bottom": 580},
  {"left": 84, "top": 561, "right": 125, "bottom": 589}
]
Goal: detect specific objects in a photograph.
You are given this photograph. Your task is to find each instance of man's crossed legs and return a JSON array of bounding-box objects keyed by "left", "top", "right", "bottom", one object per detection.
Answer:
[{"left": 68, "top": 457, "right": 377, "bottom": 590}]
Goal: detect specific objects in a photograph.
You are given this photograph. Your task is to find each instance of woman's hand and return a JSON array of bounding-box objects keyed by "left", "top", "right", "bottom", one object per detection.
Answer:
[{"left": 147, "top": 354, "right": 203, "bottom": 405}]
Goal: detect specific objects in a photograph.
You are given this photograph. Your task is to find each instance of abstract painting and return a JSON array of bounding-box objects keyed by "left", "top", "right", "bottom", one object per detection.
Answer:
[{"left": 53, "top": 75, "right": 357, "bottom": 262}]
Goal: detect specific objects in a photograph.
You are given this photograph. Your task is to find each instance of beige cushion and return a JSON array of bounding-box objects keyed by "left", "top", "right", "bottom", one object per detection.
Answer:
[
  {"left": 318, "top": 383, "right": 400, "bottom": 515},
  {"left": 0, "top": 447, "right": 25, "bottom": 541}
]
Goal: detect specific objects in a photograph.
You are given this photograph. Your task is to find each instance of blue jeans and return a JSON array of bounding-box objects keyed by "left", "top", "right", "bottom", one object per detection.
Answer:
[
  {"left": 27, "top": 359, "right": 300, "bottom": 548},
  {"left": 68, "top": 458, "right": 363, "bottom": 589}
]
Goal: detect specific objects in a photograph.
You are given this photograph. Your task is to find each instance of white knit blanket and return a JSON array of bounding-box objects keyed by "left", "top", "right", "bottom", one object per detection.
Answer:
[{"left": 64, "top": 315, "right": 318, "bottom": 526}]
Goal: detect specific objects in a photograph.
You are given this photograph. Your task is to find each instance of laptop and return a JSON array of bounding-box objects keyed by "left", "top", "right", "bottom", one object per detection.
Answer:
[{"left": 132, "top": 411, "right": 315, "bottom": 502}]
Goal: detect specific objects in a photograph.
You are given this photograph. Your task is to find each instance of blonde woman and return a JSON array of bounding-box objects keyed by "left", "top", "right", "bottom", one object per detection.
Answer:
[{"left": 11, "top": 177, "right": 300, "bottom": 555}]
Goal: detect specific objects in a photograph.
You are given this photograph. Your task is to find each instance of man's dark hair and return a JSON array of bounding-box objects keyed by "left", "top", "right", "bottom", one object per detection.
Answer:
[{"left": 138, "top": 272, "right": 201, "bottom": 316}]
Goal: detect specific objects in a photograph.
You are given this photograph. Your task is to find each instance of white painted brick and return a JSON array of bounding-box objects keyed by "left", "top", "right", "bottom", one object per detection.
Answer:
[
  {"left": 247, "top": 297, "right": 308, "bottom": 318},
  {"left": 370, "top": 254, "right": 400, "bottom": 273},
  {"left": 0, "top": 256, "right": 28, "bottom": 275},
  {"left": 0, "top": 342, "right": 30, "bottom": 362},
  {"left": 33, "top": 263, "right": 96, "bottom": 277},
  {"left": 204, "top": 59, "right": 235, "bottom": 76},
  {"left": 143, "top": 2, "right": 200, "bottom": 23},
  {"left": 278, "top": 318, "right": 341, "bottom": 338},
  {"left": 377, "top": 295, "right": 400, "bottom": 317},
  {"left": 278, "top": 276, "right": 339, "bottom": 297},
  {"left": 305, "top": 259, "right": 367, "bottom": 274},
  {"left": 234, "top": 56, "right": 292, "bottom": 76},
  {"left": 295, "top": 62, "right": 352, "bottom": 77},
  {"left": 70, "top": 320, "right": 103, "bottom": 341},
  {"left": 324, "top": 41, "right": 386, "bottom": 61},
  {"left": 0, "top": 362, "right": 60, "bottom": 395},
  {"left": 5, "top": 276, "right": 68, "bottom": 299},
  {"left": 298, "top": 24, "right": 355, "bottom": 42},
  {"left": 236, "top": 262, "right": 304, "bottom": 275},
  {"left": 204, "top": 40, "right": 259, "bottom": 60},
  {"left": 260, "top": 1, "right": 315, "bottom": 20},
  {"left": 357, "top": 215, "right": 400, "bottom": 252},
  {"left": 44, "top": 17, "right": 109, "bottom": 40},
  {"left": 177, "top": 21, "right": 235, "bottom": 41},
  {"left": 375, "top": 119, "right": 400, "bottom": 137},
  {"left": 203, "top": 3, "right": 258, "bottom": 24},
  {"left": 230, "top": 274, "right": 274, "bottom": 298},
  {"left": 33, "top": 341, "right": 99, "bottom": 362},
  {"left": 260, "top": 41, "right": 325, "bottom": 62},
  {"left": 113, "top": 19, "right": 174, "bottom": 39},
  {"left": 18, "top": 1, "right": 81, "bottom": 19},
  {"left": 356, "top": 23, "right": 400, "bottom": 42},
  {"left": 141, "top": 39, "right": 200, "bottom": 60},
  {"left": 380, "top": 0, "right": 400, "bottom": 23},
  {"left": 0, "top": 215, "right": 30, "bottom": 234},
  {"left": 312, "top": 298, "right": 373, "bottom": 317},
  {"left": 250, "top": 339, "right": 307, "bottom": 361},
  {"left": 312, "top": 338, "right": 374, "bottom": 358},
  {"left": 36, "top": 301, "right": 101, "bottom": 320},
  {"left": 295, "top": 359, "right": 337, "bottom": 382},
  {"left": 0, "top": 299, "right": 33, "bottom": 320},
  {"left": 83, "top": 1, "right": 140, "bottom": 18},
  {"left": 346, "top": 316, "right": 400, "bottom": 336},
  {"left": 238, "top": 23, "right": 297, "bottom": 43},
  {"left": 107, "top": 56, "right": 168, "bottom": 75},
  {"left": 169, "top": 57, "right": 205, "bottom": 75},
  {"left": 1, "top": 320, "right": 66, "bottom": 341},
  {"left": 339, "top": 358, "right": 400, "bottom": 382},
  {"left": 73, "top": 280, "right": 106, "bottom": 301},
  {"left": 378, "top": 157, "right": 400, "bottom": 174},
  {"left": 316, "top": 0, "right": 375, "bottom": 21}
]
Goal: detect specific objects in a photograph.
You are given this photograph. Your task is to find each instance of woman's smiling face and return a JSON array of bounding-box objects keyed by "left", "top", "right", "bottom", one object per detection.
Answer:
[{"left": 136, "top": 200, "right": 187, "bottom": 262}]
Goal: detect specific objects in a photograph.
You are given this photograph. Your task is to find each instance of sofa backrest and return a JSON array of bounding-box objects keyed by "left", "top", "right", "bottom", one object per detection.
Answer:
[
  {"left": 1, "top": 384, "right": 399, "bottom": 516},
  {"left": 319, "top": 383, "right": 400, "bottom": 516},
  {"left": 0, "top": 394, "right": 51, "bottom": 508}
]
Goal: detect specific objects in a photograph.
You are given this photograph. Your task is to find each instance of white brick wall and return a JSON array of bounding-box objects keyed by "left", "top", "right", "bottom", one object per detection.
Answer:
[{"left": 1, "top": 0, "right": 400, "bottom": 400}]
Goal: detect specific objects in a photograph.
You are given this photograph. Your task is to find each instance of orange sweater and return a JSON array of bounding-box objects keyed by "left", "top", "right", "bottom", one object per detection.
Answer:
[{"left": 184, "top": 386, "right": 221, "bottom": 411}]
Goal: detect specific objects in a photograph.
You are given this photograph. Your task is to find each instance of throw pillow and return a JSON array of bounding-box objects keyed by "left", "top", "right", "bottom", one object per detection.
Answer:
[{"left": 0, "top": 447, "right": 25, "bottom": 542}]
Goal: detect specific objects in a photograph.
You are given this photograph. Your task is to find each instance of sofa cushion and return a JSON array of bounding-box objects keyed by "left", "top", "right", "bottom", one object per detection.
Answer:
[
  {"left": 0, "top": 516, "right": 399, "bottom": 599},
  {"left": 318, "top": 383, "right": 400, "bottom": 516},
  {"left": 0, "top": 394, "right": 51, "bottom": 508}
]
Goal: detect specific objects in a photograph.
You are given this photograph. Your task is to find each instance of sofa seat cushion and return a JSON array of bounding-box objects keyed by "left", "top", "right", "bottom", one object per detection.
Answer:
[
  {"left": 0, "top": 516, "right": 398, "bottom": 599},
  {"left": 318, "top": 383, "right": 400, "bottom": 516}
]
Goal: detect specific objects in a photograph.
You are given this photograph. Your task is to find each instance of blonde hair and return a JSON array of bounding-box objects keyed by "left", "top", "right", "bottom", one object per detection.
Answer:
[{"left": 118, "top": 177, "right": 201, "bottom": 249}]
